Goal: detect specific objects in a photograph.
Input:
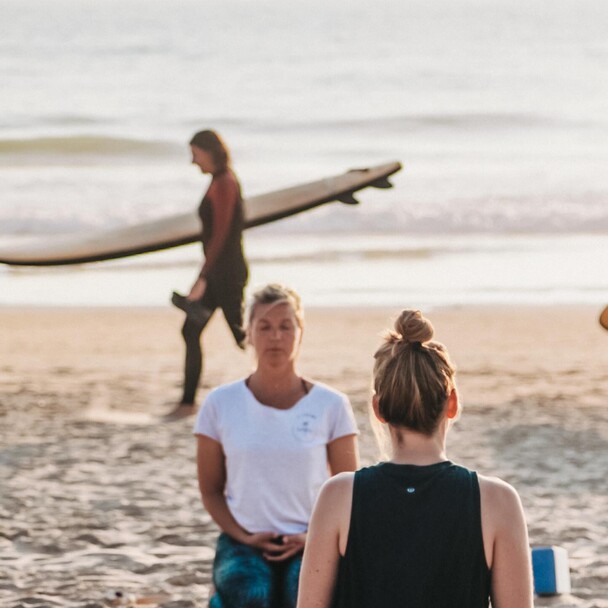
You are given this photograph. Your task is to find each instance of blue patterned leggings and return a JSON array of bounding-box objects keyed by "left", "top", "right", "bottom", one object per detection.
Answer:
[{"left": 209, "top": 533, "right": 302, "bottom": 608}]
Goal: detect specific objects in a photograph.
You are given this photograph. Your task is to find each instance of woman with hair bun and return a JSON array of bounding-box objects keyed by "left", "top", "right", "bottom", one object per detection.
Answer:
[{"left": 298, "top": 310, "right": 533, "bottom": 608}]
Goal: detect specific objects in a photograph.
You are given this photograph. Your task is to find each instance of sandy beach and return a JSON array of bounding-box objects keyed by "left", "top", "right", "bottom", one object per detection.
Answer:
[{"left": 1, "top": 305, "right": 607, "bottom": 608}]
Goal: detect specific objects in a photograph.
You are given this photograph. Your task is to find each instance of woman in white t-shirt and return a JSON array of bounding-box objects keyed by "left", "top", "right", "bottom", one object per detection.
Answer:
[{"left": 194, "top": 283, "right": 359, "bottom": 608}]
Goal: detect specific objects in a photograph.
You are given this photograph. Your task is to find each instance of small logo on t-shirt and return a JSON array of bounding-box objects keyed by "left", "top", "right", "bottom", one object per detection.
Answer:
[{"left": 292, "top": 413, "right": 318, "bottom": 443}]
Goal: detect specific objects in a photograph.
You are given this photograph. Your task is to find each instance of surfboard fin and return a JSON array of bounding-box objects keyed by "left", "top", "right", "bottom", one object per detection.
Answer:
[
  {"left": 337, "top": 193, "right": 360, "bottom": 205},
  {"left": 369, "top": 177, "right": 393, "bottom": 189}
]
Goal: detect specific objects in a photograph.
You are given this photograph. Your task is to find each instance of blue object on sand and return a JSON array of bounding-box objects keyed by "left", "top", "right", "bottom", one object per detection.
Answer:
[{"left": 532, "top": 546, "right": 571, "bottom": 595}]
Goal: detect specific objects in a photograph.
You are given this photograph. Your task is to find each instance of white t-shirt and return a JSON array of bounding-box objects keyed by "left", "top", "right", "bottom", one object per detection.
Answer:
[{"left": 193, "top": 378, "right": 358, "bottom": 535}]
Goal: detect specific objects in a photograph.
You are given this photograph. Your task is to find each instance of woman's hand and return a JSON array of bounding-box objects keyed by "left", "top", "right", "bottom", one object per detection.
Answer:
[
  {"left": 187, "top": 277, "right": 207, "bottom": 302},
  {"left": 242, "top": 532, "right": 306, "bottom": 561},
  {"left": 242, "top": 532, "right": 286, "bottom": 554},
  {"left": 263, "top": 533, "right": 306, "bottom": 562}
]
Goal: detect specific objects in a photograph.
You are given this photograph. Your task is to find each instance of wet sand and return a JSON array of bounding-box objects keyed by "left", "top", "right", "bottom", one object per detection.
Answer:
[{"left": 1, "top": 305, "right": 607, "bottom": 607}]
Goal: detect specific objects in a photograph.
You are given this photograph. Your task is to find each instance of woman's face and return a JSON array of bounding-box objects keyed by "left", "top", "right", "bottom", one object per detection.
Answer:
[
  {"left": 249, "top": 301, "right": 303, "bottom": 368},
  {"left": 191, "top": 145, "right": 215, "bottom": 174}
]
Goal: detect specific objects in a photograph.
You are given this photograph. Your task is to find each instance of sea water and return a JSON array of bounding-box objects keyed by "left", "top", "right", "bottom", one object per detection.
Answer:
[{"left": 1, "top": 0, "right": 607, "bottom": 307}]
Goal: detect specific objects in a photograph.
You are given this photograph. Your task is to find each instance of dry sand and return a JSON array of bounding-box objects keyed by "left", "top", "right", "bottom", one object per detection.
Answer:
[{"left": 1, "top": 305, "right": 607, "bottom": 607}]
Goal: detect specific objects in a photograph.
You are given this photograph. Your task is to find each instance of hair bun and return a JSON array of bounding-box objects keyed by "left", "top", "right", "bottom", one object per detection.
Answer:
[{"left": 395, "top": 309, "right": 434, "bottom": 344}]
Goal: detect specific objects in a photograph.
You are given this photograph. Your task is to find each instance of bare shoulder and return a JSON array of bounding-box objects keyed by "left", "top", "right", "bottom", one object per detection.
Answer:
[
  {"left": 478, "top": 474, "right": 525, "bottom": 529},
  {"left": 210, "top": 169, "right": 238, "bottom": 193},
  {"left": 478, "top": 474, "right": 521, "bottom": 503},
  {"left": 207, "top": 170, "right": 239, "bottom": 201},
  {"left": 314, "top": 472, "right": 354, "bottom": 518},
  {"left": 320, "top": 471, "right": 355, "bottom": 500}
]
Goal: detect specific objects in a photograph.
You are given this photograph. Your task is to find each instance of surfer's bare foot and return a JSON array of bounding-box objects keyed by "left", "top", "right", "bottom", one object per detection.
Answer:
[{"left": 163, "top": 403, "right": 196, "bottom": 420}]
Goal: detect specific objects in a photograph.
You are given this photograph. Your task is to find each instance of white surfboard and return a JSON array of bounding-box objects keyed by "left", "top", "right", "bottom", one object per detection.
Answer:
[{"left": 0, "top": 162, "right": 401, "bottom": 266}]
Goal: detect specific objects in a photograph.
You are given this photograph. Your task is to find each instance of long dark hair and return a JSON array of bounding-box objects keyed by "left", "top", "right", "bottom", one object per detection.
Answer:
[{"left": 189, "top": 130, "right": 231, "bottom": 173}]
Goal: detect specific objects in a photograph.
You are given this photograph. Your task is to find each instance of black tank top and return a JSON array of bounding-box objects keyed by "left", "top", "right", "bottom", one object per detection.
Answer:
[
  {"left": 198, "top": 170, "right": 247, "bottom": 283},
  {"left": 332, "top": 461, "right": 491, "bottom": 608}
]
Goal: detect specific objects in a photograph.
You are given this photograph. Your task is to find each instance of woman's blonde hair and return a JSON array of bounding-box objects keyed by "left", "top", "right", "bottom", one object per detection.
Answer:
[
  {"left": 248, "top": 283, "right": 304, "bottom": 328},
  {"left": 373, "top": 309, "right": 456, "bottom": 435}
]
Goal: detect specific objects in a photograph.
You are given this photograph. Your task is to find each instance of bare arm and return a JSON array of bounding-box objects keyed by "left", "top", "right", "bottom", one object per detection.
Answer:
[
  {"left": 479, "top": 476, "right": 534, "bottom": 608},
  {"left": 196, "top": 435, "right": 281, "bottom": 553},
  {"left": 327, "top": 434, "right": 359, "bottom": 475},
  {"left": 297, "top": 473, "right": 354, "bottom": 608}
]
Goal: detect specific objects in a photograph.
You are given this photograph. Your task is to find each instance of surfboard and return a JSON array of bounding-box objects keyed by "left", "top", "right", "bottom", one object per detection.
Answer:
[
  {"left": 0, "top": 161, "right": 401, "bottom": 266},
  {"left": 600, "top": 306, "right": 608, "bottom": 330}
]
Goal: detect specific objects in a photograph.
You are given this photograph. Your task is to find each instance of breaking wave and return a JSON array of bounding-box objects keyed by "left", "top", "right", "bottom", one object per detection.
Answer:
[{"left": 0, "top": 136, "right": 179, "bottom": 157}]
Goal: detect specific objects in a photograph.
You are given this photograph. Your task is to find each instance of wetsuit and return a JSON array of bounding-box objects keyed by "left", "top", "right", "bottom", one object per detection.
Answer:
[{"left": 180, "top": 170, "right": 248, "bottom": 404}]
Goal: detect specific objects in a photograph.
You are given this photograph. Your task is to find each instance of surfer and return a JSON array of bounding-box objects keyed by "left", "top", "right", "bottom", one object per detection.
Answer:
[
  {"left": 297, "top": 309, "right": 534, "bottom": 608},
  {"left": 194, "top": 283, "right": 359, "bottom": 608},
  {"left": 170, "top": 130, "right": 248, "bottom": 418}
]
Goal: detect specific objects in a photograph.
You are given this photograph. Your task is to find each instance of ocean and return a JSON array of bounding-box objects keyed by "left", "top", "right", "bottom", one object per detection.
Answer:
[{"left": 1, "top": 0, "right": 607, "bottom": 308}]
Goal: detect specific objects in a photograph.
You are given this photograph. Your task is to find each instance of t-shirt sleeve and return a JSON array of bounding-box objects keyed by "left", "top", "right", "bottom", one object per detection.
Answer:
[
  {"left": 328, "top": 393, "right": 359, "bottom": 442},
  {"left": 193, "top": 393, "right": 220, "bottom": 441}
]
